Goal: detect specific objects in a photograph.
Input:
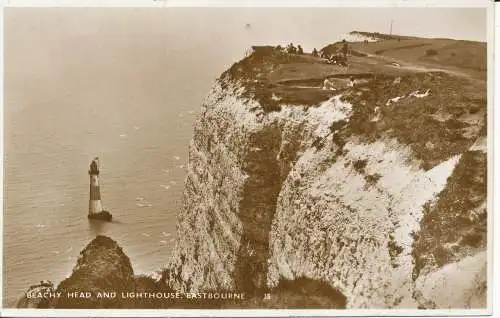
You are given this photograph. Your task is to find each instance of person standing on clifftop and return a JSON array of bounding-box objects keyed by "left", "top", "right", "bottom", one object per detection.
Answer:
[
  {"left": 342, "top": 39, "right": 348, "bottom": 62},
  {"left": 89, "top": 157, "right": 99, "bottom": 175},
  {"left": 297, "top": 45, "right": 304, "bottom": 54}
]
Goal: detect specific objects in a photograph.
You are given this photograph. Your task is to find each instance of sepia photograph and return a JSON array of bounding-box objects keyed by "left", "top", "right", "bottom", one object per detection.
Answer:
[{"left": 1, "top": 1, "right": 493, "bottom": 315}]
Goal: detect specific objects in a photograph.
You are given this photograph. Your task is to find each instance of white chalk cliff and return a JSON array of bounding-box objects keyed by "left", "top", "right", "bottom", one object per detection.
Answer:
[{"left": 166, "top": 47, "right": 487, "bottom": 309}]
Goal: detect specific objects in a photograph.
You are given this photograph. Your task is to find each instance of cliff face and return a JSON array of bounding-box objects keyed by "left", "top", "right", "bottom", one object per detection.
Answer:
[
  {"left": 167, "top": 45, "right": 487, "bottom": 309},
  {"left": 167, "top": 79, "right": 314, "bottom": 293}
]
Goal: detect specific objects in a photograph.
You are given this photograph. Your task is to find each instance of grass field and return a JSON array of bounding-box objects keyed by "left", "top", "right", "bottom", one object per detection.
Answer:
[{"left": 222, "top": 33, "right": 485, "bottom": 112}]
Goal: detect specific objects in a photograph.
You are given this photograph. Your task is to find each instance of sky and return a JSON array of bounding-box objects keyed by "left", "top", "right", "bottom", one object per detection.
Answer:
[
  {"left": 3, "top": 7, "right": 488, "bottom": 87},
  {"left": 4, "top": 7, "right": 487, "bottom": 49}
]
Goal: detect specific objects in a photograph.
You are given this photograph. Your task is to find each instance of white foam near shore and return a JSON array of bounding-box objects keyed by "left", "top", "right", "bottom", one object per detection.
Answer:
[
  {"left": 136, "top": 197, "right": 152, "bottom": 207},
  {"left": 136, "top": 203, "right": 153, "bottom": 207}
]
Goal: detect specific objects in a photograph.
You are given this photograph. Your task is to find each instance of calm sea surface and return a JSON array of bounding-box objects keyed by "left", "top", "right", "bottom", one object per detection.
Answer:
[{"left": 2, "top": 10, "right": 243, "bottom": 307}]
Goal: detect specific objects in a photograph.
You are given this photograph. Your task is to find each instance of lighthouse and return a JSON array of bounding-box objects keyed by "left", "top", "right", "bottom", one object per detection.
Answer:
[{"left": 88, "top": 157, "right": 112, "bottom": 221}]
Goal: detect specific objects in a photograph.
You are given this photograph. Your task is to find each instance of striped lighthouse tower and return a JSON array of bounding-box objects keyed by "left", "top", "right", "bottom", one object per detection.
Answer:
[
  {"left": 88, "top": 157, "right": 112, "bottom": 221},
  {"left": 89, "top": 157, "right": 103, "bottom": 215}
]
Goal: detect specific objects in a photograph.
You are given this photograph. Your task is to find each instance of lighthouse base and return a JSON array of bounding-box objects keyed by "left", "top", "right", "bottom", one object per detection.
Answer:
[{"left": 88, "top": 210, "right": 112, "bottom": 222}]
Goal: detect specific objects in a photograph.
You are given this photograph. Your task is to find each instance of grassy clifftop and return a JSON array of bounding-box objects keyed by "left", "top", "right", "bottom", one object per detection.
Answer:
[
  {"left": 221, "top": 33, "right": 485, "bottom": 171},
  {"left": 221, "top": 32, "right": 485, "bottom": 115},
  {"left": 322, "top": 33, "right": 485, "bottom": 72}
]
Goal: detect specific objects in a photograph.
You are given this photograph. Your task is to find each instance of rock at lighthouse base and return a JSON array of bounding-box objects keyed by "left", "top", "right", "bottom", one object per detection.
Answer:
[{"left": 88, "top": 210, "right": 112, "bottom": 222}]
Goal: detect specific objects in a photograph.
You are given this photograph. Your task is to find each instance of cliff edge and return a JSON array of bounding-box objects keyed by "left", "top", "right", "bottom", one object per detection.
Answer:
[{"left": 167, "top": 36, "right": 487, "bottom": 308}]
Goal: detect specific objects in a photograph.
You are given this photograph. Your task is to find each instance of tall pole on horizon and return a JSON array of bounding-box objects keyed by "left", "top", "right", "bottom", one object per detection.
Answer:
[{"left": 390, "top": 19, "right": 394, "bottom": 36}]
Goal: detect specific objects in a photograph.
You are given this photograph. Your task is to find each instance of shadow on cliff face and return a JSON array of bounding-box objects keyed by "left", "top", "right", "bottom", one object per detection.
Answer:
[
  {"left": 133, "top": 274, "right": 347, "bottom": 309},
  {"left": 233, "top": 123, "right": 283, "bottom": 294},
  {"left": 230, "top": 277, "right": 347, "bottom": 309}
]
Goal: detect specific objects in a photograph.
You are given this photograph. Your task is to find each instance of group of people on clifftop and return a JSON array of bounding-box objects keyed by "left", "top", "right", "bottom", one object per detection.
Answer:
[
  {"left": 275, "top": 43, "right": 304, "bottom": 55},
  {"left": 275, "top": 39, "right": 350, "bottom": 66}
]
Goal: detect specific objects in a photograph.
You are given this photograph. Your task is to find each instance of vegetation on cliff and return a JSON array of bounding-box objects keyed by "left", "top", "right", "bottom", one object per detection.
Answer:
[
  {"left": 412, "top": 150, "right": 487, "bottom": 280},
  {"left": 338, "top": 71, "right": 485, "bottom": 170}
]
